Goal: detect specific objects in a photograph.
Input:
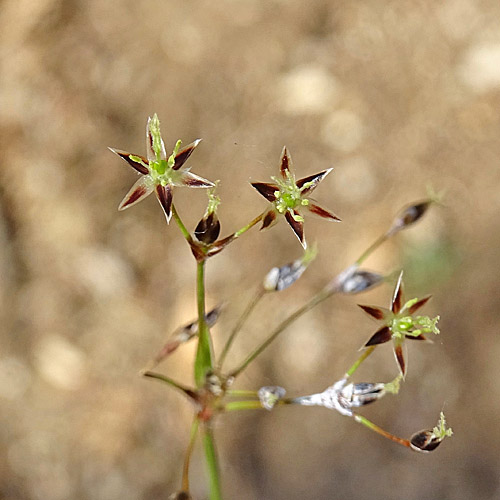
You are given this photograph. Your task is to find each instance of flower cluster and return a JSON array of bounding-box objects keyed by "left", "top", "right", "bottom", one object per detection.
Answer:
[{"left": 109, "top": 115, "right": 453, "bottom": 499}]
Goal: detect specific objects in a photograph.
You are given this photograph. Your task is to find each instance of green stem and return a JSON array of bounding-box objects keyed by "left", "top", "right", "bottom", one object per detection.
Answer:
[
  {"left": 353, "top": 413, "right": 411, "bottom": 448},
  {"left": 223, "top": 398, "right": 294, "bottom": 412},
  {"left": 171, "top": 203, "right": 193, "bottom": 242},
  {"left": 224, "top": 400, "right": 264, "bottom": 411},
  {"left": 218, "top": 287, "right": 266, "bottom": 369},
  {"left": 355, "top": 232, "right": 390, "bottom": 266},
  {"left": 229, "top": 286, "right": 335, "bottom": 378},
  {"left": 226, "top": 390, "right": 259, "bottom": 398},
  {"left": 182, "top": 417, "right": 200, "bottom": 492},
  {"left": 203, "top": 425, "right": 223, "bottom": 500},
  {"left": 233, "top": 211, "right": 265, "bottom": 238},
  {"left": 195, "top": 261, "right": 214, "bottom": 387},
  {"left": 345, "top": 346, "right": 376, "bottom": 378},
  {"left": 142, "top": 371, "right": 197, "bottom": 401}
]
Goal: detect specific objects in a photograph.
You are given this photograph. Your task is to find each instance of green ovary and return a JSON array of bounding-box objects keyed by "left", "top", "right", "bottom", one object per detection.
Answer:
[
  {"left": 150, "top": 159, "right": 168, "bottom": 175},
  {"left": 392, "top": 316, "right": 413, "bottom": 333},
  {"left": 274, "top": 184, "right": 303, "bottom": 214}
]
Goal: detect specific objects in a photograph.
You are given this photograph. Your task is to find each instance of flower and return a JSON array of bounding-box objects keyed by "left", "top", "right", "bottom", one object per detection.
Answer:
[
  {"left": 251, "top": 146, "right": 340, "bottom": 248},
  {"left": 109, "top": 114, "right": 214, "bottom": 223},
  {"left": 358, "top": 271, "right": 439, "bottom": 377}
]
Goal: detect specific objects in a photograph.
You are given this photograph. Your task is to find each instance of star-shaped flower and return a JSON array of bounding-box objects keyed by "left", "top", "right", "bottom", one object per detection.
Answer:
[
  {"left": 251, "top": 147, "right": 341, "bottom": 248},
  {"left": 109, "top": 114, "right": 214, "bottom": 223},
  {"left": 358, "top": 271, "right": 439, "bottom": 377}
]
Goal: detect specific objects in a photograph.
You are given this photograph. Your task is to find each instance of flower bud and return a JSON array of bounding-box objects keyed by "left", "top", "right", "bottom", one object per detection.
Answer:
[
  {"left": 263, "top": 246, "right": 317, "bottom": 292},
  {"left": 194, "top": 212, "right": 220, "bottom": 244},
  {"left": 150, "top": 305, "right": 222, "bottom": 367},
  {"left": 339, "top": 382, "right": 386, "bottom": 408},
  {"left": 389, "top": 200, "right": 431, "bottom": 234},
  {"left": 258, "top": 386, "right": 286, "bottom": 410},
  {"left": 263, "top": 262, "right": 305, "bottom": 291},
  {"left": 334, "top": 265, "right": 384, "bottom": 294}
]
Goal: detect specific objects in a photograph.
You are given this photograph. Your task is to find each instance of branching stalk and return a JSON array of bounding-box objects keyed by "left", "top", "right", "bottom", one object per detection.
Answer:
[
  {"left": 203, "top": 425, "right": 223, "bottom": 500},
  {"left": 182, "top": 417, "right": 200, "bottom": 492},
  {"left": 224, "top": 401, "right": 265, "bottom": 411},
  {"left": 171, "top": 203, "right": 193, "bottom": 243},
  {"left": 224, "top": 398, "right": 293, "bottom": 412},
  {"left": 218, "top": 287, "right": 266, "bottom": 369},
  {"left": 229, "top": 287, "right": 335, "bottom": 378},
  {"left": 354, "top": 413, "right": 411, "bottom": 448},
  {"left": 142, "top": 371, "right": 197, "bottom": 401},
  {"left": 233, "top": 211, "right": 265, "bottom": 239},
  {"left": 345, "top": 346, "right": 376, "bottom": 378},
  {"left": 226, "top": 390, "right": 259, "bottom": 398},
  {"left": 355, "top": 232, "right": 390, "bottom": 266},
  {"left": 195, "top": 261, "right": 214, "bottom": 387}
]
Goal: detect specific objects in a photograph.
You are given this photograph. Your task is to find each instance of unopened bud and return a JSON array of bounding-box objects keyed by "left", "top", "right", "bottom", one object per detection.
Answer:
[
  {"left": 389, "top": 200, "right": 432, "bottom": 235},
  {"left": 194, "top": 212, "right": 221, "bottom": 244},
  {"left": 263, "top": 247, "right": 316, "bottom": 291},
  {"left": 258, "top": 386, "right": 286, "bottom": 410},
  {"left": 335, "top": 266, "right": 384, "bottom": 294},
  {"left": 340, "top": 382, "right": 386, "bottom": 408},
  {"left": 149, "top": 305, "right": 222, "bottom": 367}
]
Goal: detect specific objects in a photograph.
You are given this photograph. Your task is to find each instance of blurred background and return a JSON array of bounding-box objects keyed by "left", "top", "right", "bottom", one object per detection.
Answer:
[{"left": 1, "top": 0, "right": 499, "bottom": 499}]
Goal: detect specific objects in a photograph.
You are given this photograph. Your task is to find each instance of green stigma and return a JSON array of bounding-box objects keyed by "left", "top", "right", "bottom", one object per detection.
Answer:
[
  {"left": 272, "top": 171, "right": 305, "bottom": 214},
  {"left": 149, "top": 114, "right": 164, "bottom": 162}
]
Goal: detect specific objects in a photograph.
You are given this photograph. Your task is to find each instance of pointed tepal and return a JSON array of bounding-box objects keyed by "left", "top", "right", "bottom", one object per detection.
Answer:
[
  {"left": 285, "top": 210, "right": 306, "bottom": 248},
  {"left": 391, "top": 270, "right": 404, "bottom": 314},
  {"left": 280, "top": 146, "right": 293, "bottom": 178},
  {"left": 118, "top": 176, "right": 155, "bottom": 211}
]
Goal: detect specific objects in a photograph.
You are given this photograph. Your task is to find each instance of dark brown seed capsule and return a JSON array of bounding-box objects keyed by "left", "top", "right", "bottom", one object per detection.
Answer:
[
  {"left": 194, "top": 212, "right": 221, "bottom": 244},
  {"left": 410, "top": 430, "right": 442, "bottom": 453},
  {"left": 169, "top": 491, "right": 192, "bottom": 500}
]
